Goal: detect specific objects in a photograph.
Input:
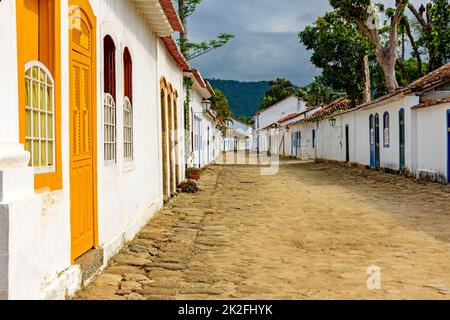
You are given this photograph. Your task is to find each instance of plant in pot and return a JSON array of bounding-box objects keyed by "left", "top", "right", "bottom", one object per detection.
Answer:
[
  {"left": 186, "top": 167, "right": 201, "bottom": 180},
  {"left": 178, "top": 180, "right": 200, "bottom": 193}
]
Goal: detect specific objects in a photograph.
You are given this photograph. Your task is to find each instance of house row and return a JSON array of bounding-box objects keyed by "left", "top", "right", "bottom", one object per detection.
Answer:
[
  {"left": 0, "top": 0, "right": 219, "bottom": 300},
  {"left": 252, "top": 95, "right": 308, "bottom": 154},
  {"left": 222, "top": 119, "right": 253, "bottom": 152},
  {"left": 268, "top": 63, "right": 450, "bottom": 184}
]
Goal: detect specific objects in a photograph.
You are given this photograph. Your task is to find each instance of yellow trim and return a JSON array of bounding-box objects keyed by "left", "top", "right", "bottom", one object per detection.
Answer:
[
  {"left": 16, "top": 0, "right": 62, "bottom": 191},
  {"left": 68, "top": 0, "right": 98, "bottom": 263}
]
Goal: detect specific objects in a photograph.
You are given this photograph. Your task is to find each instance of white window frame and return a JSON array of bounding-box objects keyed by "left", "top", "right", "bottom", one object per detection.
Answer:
[
  {"left": 24, "top": 61, "right": 56, "bottom": 174},
  {"left": 104, "top": 93, "right": 117, "bottom": 164},
  {"left": 123, "top": 96, "right": 134, "bottom": 162}
]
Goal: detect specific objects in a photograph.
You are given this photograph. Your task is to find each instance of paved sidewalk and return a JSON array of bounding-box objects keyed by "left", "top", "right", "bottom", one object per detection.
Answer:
[{"left": 77, "top": 160, "right": 450, "bottom": 300}]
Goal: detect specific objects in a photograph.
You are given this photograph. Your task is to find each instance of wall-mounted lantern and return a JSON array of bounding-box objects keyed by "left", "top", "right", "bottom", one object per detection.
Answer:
[
  {"left": 202, "top": 99, "right": 212, "bottom": 112},
  {"left": 329, "top": 117, "right": 337, "bottom": 127}
]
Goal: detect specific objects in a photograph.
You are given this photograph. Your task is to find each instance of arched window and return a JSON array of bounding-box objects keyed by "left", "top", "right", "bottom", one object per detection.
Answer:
[
  {"left": 383, "top": 112, "right": 390, "bottom": 147},
  {"left": 104, "top": 35, "right": 116, "bottom": 163},
  {"left": 369, "top": 114, "right": 374, "bottom": 145},
  {"left": 123, "top": 47, "right": 133, "bottom": 161},
  {"left": 24, "top": 61, "right": 55, "bottom": 173}
]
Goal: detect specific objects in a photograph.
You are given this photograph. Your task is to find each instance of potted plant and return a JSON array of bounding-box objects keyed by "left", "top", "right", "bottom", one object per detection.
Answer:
[{"left": 186, "top": 167, "right": 201, "bottom": 180}]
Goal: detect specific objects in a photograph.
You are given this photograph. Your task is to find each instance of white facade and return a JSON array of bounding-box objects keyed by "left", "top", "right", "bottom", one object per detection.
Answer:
[
  {"left": 285, "top": 67, "right": 450, "bottom": 184},
  {"left": 253, "top": 95, "right": 307, "bottom": 153},
  {"left": 0, "top": 0, "right": 189, "bottom": 300},
  {"left": 186, "top": 73, "right": 218, "bottom": 169}
]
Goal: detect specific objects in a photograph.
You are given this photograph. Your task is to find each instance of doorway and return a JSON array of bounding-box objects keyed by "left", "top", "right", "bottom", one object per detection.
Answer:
[
  {"left": 69, "top": 0, "right": 97, "bottom": 262},
  {"left": 375, "top": 113, "right": 380, "bottom": 168},
  {"left": 399, "top": 109, "right": 406, "bottom": 171},
  {"left": 447, "top": 110, "right": 449, "bottom": 182},
  {"left": 345, "top": 125, "right": 350, "bottom": 163}
]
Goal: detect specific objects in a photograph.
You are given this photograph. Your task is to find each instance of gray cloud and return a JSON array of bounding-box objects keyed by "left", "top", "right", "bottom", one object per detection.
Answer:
[{"left": 187, "top": 0, "right": 429, "bottom": 86}]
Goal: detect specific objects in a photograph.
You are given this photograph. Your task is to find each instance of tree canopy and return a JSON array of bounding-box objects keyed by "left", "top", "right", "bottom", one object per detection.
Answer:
[
  {"left": 177, "top": 0, "right": 235, "bottom": 60},
  {"left": 329, "top": 0, "right": 408, "bottom": 93},
  {"left": 259, "top": 78, "right": 297, "bottom": 110},
  {"left": 299, "top": 12, "right": 373, "bottom": 103},
  {"left": 211, "top": 88, "right": 234, "bottom": 130}
]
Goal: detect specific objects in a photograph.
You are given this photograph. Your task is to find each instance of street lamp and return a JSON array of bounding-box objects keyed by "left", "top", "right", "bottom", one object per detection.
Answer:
[
  {"left": 202, "top": 99, "right": 212, "bottom": 112},
  {"left": 329, "top": 117, "right": 337, "bottom": 127}
]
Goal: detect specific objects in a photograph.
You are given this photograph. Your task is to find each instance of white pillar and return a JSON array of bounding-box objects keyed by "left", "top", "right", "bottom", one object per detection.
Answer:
[{"left": 0, "top": 0, "right": 37, "bottom": 300}]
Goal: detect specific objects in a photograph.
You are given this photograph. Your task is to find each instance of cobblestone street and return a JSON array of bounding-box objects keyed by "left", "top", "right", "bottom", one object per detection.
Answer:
[{"left": 77, "top": 158, "right": 450, "bottom": 300}]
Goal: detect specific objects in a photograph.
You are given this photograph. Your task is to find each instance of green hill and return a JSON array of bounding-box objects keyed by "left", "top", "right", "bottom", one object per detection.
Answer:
[{"left": 207, "top": 79, "right": 270, "bottom": 118}]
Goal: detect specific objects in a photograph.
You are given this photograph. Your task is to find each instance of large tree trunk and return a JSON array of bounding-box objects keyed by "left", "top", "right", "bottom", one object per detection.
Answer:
[
  {"left": 375, "top": 47, "right": 399, "bottom": 93},
  {"left": 362, "top": 55, "right": 371, "bottom": 103}
]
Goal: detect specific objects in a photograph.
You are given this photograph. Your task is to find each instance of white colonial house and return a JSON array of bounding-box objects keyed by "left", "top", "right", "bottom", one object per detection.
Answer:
[
  {"left": 185, "top": 69, "right": 219, "bottom": 169},
  {"left": 0, "top": 0, "right": 211, "bottom": 300},
  {"left": 252, "top": 95, "right": 307, "bottom": 154},
  {"left": 283, "top": 63, "right": 450, "bottom": 184},
  {"left": 221, "top": 119, "right": 253, "bottom": 152}
]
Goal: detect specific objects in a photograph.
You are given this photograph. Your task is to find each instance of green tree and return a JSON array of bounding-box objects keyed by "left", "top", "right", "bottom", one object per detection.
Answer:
[
  {"left": 177, "top": 0, "right": 235, "bottom": 60},
  {"left": 211, "top": 88, "right": 234, "bottom": 132},
  {"left": 329, "top": 0, "right": 408, "bottom": 93},
  {"left": 299, "top": 12, "right": 374, "bottom": 104},
  {"left": 297, "top": 77, "right": 346, "bottom": 107},
  {"left": 408, "top": 1, "right": 450, "bottom": 72},
  {"left": 259, "top": 78, "right": 297, "bottom": 110},
  {"left": 237, "top": 115, "right": 253, "bottom": 125}
]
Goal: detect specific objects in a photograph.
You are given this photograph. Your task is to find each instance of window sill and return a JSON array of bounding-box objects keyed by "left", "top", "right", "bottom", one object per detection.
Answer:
[{"left": 123, "top": 161, "right": 135, "bottom": 173}]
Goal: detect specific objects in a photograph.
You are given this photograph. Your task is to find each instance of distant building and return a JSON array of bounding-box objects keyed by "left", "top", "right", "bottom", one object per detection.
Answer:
[{"left": 252, "top": 95, "right": 308, "bottom": 154}]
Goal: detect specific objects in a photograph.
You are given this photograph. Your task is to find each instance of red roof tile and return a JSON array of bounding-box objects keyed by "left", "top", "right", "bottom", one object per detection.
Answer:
[
  {"left": 412, "top": 97, "right": 450, "bottom": 109},
  {"left": 159, "top": 0, "right": 184, "bottom": 33},
  {"left": 289, "top": 97, "right": 352, "bottom": 125},
  {"left": 161, "top": 37, "right": 189, "bottom": 71},
  {"left": 279, "top": 113, "right": 301, "bottom": 123}
]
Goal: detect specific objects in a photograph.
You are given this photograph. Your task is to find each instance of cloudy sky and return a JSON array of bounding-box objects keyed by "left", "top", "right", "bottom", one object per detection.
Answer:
[{"left": 187, "top": 0, "right": 428, "bottom": 86}]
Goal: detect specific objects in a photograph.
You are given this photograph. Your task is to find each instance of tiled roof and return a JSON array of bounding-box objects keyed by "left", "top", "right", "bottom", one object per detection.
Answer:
[
  {"left": 409, "top": 62, "right": 450, "bottom": 93},
  {"left": 161, "top": 37, "right": 189, "bottom": 71},
  {"left": 159, "top": 0, "right": 184, "bottom": 33},
  {"left": 191, "top": 68, "right": 206, "bottom": 88},
  {"left": 278, "top": 113, "right": 301, "bottom": 123},
  {"left": 412, "top": 97, "right": 450, "bottom": 109},
  {"left": 289, "top": 97, "right": 352, "bottom": 125}
]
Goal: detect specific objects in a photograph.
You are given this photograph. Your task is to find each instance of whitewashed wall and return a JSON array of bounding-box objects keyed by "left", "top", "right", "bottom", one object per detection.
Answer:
[
  {"left": 415, "top": 103, "right": 450, "bottom": 181},
  {"left": 1, "top": 0, "right": 186, "bottom": 299}
]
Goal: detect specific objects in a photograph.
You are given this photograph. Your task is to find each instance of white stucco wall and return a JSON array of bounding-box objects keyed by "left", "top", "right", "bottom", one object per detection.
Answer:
[
  {"left": 0, "top": 0, "right": 20, "bottom": 144},
  {"left": 2, "top": 0, "right": 186, "bottom": 299},
  {"left": 415, "top": 103, "right": 450, "bottom": 181}
]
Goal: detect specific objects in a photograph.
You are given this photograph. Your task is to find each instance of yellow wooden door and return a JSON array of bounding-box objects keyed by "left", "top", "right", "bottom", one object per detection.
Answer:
[{"left": 69, "top": 1, "right": 97, "bottom": 261}]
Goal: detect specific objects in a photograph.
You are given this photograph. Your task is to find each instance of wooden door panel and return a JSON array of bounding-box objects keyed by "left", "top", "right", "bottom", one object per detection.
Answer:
[{"left": 69, "top": 2, "right": 96, "bottom": 261}]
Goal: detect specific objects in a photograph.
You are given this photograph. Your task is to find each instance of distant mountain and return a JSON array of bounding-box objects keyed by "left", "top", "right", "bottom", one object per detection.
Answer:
[{"left": 207, "top": 79, "right": 270, "bottom": 118}]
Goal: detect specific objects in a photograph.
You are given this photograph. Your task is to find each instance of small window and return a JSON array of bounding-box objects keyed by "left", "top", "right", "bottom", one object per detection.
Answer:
[
  {"left": 383, "top": 112, "right": 390, "bottom": 147},
  {"left": 104, "top": 35, "right": 116, "bottom": 163},
  {"left": 123, "top": 48, "right": 133, "bottom": 161},
  {"left": 104, "top": 94, "right": 116, "bottom": 162},
  {"left": 123, "top": 97, "right": 133, "bottom": 161},
  {"left": 24, "top": 62, "right": 55, "bottom": 173}
]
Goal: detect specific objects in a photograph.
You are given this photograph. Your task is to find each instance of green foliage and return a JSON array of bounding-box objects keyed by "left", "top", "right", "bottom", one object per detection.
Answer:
[
  {"left": 298, "top": 77, "right": 346, "bottom": 107},
  {"left": 179, "top": 34, "right": 236, "bottom": 61},
  {"left": 210, "top": 88, "right": 234, "bottom": 131},
  {"left": 177, "top": 0, "right": 235, "bottom": 61},
  {"left": 178, "top": 0, "right": 203, "bottom": 20},
  {"left": 237, "top": 115, "right": 253, "bottom": 125},
  {"left": 183, "top": 76, "right": 194, "bottom": 160},
  {"left": 259, "top": 78, "right": 298, "bottom": 110},
  {"left": 428, "top": 0, "right": 450, "bottom": 69},
  {"left": 413, "top": 0, "right": 450, "bottom": 71},
  {"left": 299, "top": 12, "right": 374, "bottom": 104},
  {"left": 208, "top": 79, "right": 270, "bottom": 118}
]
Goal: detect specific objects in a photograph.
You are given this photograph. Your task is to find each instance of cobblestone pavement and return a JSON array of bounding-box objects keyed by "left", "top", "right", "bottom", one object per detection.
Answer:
[{"left": 77, "top": 159, "right": 450, "bottom": 300}]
